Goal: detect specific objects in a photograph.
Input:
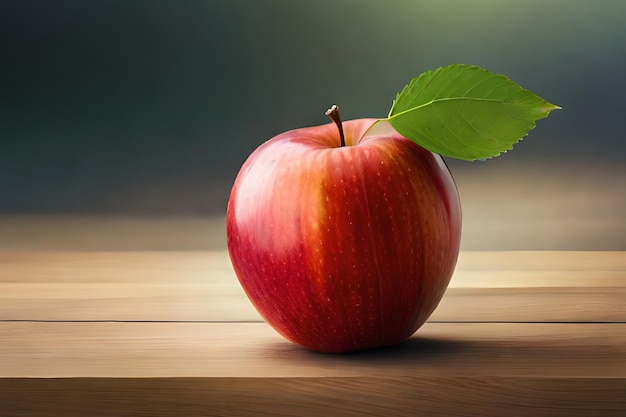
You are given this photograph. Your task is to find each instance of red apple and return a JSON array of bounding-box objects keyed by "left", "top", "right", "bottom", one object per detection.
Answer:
[{"left": 227, "top": 113, "right": 461, "bottom": 353}]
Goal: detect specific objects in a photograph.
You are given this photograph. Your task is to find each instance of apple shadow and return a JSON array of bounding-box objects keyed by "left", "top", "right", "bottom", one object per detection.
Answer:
[
  {"left": 258, "top": 331, "right": 624, "bottom": 374},
  {"left": 260, "top": 335, "right": 474, "bottom": 368},
  {"left": 339, "top": 337, "right": 468, "bottom": 360}
]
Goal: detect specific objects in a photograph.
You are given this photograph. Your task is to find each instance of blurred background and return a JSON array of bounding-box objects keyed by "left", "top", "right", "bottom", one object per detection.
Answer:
[{"left": 1, "top": 0, "right": 624, "bottom": 251}]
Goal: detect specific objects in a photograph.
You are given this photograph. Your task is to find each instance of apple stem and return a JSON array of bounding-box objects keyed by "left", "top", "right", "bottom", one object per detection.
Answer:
[{"left": 325, "top": 104, "right": 346, "bottom": 147}]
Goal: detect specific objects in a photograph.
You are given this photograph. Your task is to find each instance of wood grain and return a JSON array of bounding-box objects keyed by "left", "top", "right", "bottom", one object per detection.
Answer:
[
  {"left": 1, "top": 322, "right": 625, "bottom": 378},
  {"left": 1, "top": 321, "right": 625, "bottom": 416},
  {"left": 2, "top": 285, "right": 624, "bottom": 323},
  {"left": 1, "top": 252, "right": 624, "bottom": 322},
  {"left": 1, "top": 251, "right": 625, "bottom": 416},
  {"left": 2, "top": 377, "right": 625, "bottom": 417}
]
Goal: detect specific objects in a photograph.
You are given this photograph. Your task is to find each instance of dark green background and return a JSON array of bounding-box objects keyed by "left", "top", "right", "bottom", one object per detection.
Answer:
[{"left": 1, "top": 1, "right": 624, "bottom": 215}]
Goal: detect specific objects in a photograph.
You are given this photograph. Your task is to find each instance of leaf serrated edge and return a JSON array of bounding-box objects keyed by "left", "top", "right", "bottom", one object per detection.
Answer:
[{"left": 384, "top": 64, "right": 561, "bottom": 161}]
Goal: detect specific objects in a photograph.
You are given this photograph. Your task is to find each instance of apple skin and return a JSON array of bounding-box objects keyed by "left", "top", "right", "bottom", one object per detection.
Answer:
[{"left": 227, "top": 118, "right": 461, "bottom": 353}]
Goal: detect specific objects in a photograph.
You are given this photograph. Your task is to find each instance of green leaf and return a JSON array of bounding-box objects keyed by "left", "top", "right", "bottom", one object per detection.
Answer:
[{"left": 385, "top": 64, "right": 560, "bottom": 161}]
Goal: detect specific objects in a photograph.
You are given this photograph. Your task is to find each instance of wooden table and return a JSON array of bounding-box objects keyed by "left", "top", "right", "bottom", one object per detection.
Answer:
[{"left": 1, "top": 251, "right": 625, "bottom": 416}]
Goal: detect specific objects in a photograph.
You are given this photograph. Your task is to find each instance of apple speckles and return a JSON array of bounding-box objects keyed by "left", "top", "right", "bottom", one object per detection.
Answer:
[{"left": 227, "top": 120, "right": 460, "bottom": 353}]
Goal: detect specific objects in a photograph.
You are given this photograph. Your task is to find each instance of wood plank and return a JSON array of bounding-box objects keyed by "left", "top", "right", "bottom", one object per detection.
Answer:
[
  {"left": 435, "top": 287, "right": 626, "bottom": 322},
  {"left": 2, "top": 251, "right": 625, "bottom": 284},
  {"left": 456, "top": 250, "right": 626, "bottom": 271},
  {"left": 1, "top": 251, "right": 625, "bottom": 415},
  {"left": 1, "top": 377, "right": 625, "bottom": 417},
  {"left": 1, "top": 322, "right": 624, "bottom": 378},
  {"left": 1, "top": 285, "right": 624, "bottom": 323},
  {"left": 1, "top": 252, "right": 624, "bottom": 322},
  {"left": 0, "top": 251, "right": 233, "bottom": 284}
]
